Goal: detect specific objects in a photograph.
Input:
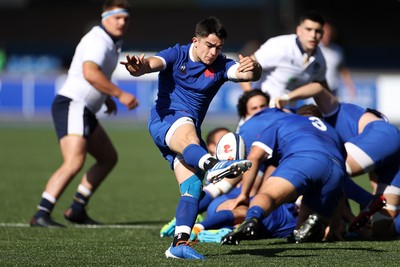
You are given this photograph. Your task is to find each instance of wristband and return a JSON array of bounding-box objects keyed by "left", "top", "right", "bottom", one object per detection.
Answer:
[{"left": 281, "top": 94, "right": 290, "bottom": 101}]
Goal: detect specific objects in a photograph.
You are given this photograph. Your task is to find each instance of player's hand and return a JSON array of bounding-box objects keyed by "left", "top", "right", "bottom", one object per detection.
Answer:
[
  {"left": 118, "top": 91, "right": 139, "bottom": 110},
  {"left": 120, "top": 54, "right": 145, "bottom": 76},
  {"left": 224, "top": 194, "right": 249, "bottom": 210},
  {"left": 104, "top": 96, "right": 117, "bottom": 115},
  {"left": 237, "top": 54, "right": 260, "bottom": 73},
  {"left": 271, "top": 95, "right": 290, "bottom": 108},
  {"left": 218, "top": 199, "right": 238, "bottom": 211}
]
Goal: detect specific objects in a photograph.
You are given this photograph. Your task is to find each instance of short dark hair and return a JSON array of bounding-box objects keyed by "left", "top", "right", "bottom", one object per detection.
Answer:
[
  {"left": 237, "top": 89, "right": 270, "bottom": 118},
  {"left": 195, "top": 16, "right": 227, "bottom": 40},
  {"left": 296, "top": 104, "right": 323, "bottom": 118},
  {"left": 103, "top": 0, "right": 131, "bottom": 12},
  {"left": 298, "top": 11, "right": 325, "bottom": 26},
  {"left": 206, "top": 127, "right": 230, "bottom": 146}
]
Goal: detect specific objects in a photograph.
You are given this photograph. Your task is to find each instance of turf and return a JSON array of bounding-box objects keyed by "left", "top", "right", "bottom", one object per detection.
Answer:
[{"left": 0, "top": 121, "right": 399, "bottom": 266}]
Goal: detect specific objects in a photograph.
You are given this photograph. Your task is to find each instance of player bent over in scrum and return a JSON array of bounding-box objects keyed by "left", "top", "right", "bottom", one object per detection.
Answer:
[{"left": 221, "top": 108, "right": 346, "bottom": 245}]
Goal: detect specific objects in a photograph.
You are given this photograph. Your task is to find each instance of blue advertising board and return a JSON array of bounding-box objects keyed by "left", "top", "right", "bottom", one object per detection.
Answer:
[{"left": 0, "top": 73, "right": 377, "bottom": 121}]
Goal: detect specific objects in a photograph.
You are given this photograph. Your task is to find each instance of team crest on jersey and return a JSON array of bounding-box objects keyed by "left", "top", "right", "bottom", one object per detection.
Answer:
[
  {"left": 179, "top": 64, "right": 186, "bottom": 74},
  {"left": 204, "top": 67, "right": 215, "bottom": 78}
]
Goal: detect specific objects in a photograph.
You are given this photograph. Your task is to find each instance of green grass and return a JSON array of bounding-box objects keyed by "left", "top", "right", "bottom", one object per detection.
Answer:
[{"left": 0, "top": 121, "right": 399, "bottom": 266}]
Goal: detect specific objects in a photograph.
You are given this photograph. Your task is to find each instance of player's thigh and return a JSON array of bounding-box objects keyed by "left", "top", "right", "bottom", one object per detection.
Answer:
[
  {"left": 59, "top": 135, "right": 87, "bottom": 168},
  {"left": 86, "top": 124, "right": 117, "bottom": 163},
  {"left": 273, "top": 154, "right": 343, "bottom": 218},
  {"left": 257, "top": 176, "right": 297, "bottom": 205},
  {"left": 167, "top": 120, "right": 200, "bottom": 154},
  {"left": 346, "top": 121, "right": 400, "bottom": 174}
]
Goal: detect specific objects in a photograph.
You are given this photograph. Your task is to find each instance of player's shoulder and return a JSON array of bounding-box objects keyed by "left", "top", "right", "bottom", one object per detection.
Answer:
[
  {"left": 158, "top": 43, "right": 189, "bottom": 58},
  {"left": 169, "top": 43, "right": 190, "bottom": 53},
  {"left": 82, "top": 26, "right": 113, "bottom": 47},
  {"left": 86, "top": 26, "right": 108, "bottom": 39},
  {"left": 257, "top": 34, "right": 296, "bottom": 57},
  {"left": 242, "top": 108, "right": 288, "bottom": 129},
  {"left": 266, "top": 34, "right": 296, "bottom": 47},
  {"left": 338, "top": 102, "right": 365, "bottom": 114}
]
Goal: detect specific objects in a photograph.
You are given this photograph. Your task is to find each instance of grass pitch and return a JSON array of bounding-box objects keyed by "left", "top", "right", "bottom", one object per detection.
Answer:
[{"left": 0, "top": 121, "right": 399, "bottom": 266}]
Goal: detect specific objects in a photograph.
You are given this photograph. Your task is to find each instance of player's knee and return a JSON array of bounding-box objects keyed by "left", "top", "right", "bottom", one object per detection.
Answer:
[
  {"left": 107, "top": 149, "right": 118, "bottom": 168},
  {"left": 97, "top": 148, "right": 118, "bottom": 169},
  {"left": 63, "top": 159, "right": 84, "bottom": 176},
  {"left": 180, "top": 175, "right": 202, "bottom": 199}
]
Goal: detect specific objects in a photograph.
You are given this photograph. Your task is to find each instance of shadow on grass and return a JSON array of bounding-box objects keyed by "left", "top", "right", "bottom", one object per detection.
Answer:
[
  {"left": 112, "top": 221, "right": 165, "bottom": 225},
  {"left": 223, "top": 245, "right": 385, "bottom": 258}
]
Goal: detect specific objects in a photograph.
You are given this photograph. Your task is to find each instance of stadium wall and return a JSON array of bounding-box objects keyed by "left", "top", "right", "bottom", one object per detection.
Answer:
[{"left": 1, "top": 69, "right": 398, "bottom": 123}]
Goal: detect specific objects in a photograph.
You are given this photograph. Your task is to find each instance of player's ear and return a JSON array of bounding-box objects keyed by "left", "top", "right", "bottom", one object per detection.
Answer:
[{"left": 296, "top": 25, "right": 301, "bottom": 35}]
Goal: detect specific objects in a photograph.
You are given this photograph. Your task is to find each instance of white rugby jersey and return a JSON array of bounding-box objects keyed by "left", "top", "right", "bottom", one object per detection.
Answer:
[
  {"left": 58, "top": 26, "right": 123, "bottom": 113},
  {"left": 253, "top": 34, "right": 327, "bottom": 99},
  {"left": 319, "top": 42, "right": 344, "bottom": 91}
]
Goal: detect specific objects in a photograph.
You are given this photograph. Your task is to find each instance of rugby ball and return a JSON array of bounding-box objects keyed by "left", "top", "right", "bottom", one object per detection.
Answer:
[{"left": 215, "top": 132, "right": 246, "bottom": 160}]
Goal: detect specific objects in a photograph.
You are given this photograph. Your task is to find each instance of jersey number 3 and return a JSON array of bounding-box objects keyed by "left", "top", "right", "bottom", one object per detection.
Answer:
[{"left": 309, "top": 116, "right": 327, "bottom": 131}]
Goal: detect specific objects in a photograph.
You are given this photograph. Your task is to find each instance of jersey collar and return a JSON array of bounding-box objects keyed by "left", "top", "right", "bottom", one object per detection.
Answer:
[
  {"left": 189, "top": 44, "right": 196, "bottom": 62},
  {"left": 296, "top": 37, "right": 316, "bottom": 64},
  {"left": 295, "top": 37, "right": 305, "bottom": 55},
  {"left": 99, "top": 24, "right": 121, "bottom": 43}
]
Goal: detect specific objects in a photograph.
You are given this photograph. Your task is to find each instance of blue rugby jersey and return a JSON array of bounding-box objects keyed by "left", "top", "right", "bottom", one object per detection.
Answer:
[
  {"left": 239, "top": 108, "right": 291, "bottom": 156},
  {"left": 324, "top": 103, "right": 365, "bottom": 142},
  {"left": 240, "top": 108, "right": 346, "bottom": 165},
  {"left": 153, "top": 43, "right": 236, "bottom": 126}
]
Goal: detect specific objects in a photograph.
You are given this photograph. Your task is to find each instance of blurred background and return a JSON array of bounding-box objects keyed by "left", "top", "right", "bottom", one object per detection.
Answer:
[{"left": 1, "top": 0, "right": 400, "bottom": 123}]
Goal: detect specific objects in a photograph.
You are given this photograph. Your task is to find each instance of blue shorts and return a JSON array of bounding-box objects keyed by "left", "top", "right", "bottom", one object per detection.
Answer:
[
  {"left": 272, "top": 152, "right": 344, "bottom": 218},
  {"left": 349, "top": 120, "right": 400, "bottom": 186},
  {"left": 52, "top": 95, "right": 98, "bottom": 140},
  {"left": 260, "top": 203, "right": 298, "bottom": 238},
  {"left": 148, "top": 109, "right": 207, "bottom": 168}
]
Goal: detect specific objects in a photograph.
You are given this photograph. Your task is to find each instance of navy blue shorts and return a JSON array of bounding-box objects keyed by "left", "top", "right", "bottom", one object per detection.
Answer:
[{"left": 51, "top": 95, "right": 98, "bottom": 140}]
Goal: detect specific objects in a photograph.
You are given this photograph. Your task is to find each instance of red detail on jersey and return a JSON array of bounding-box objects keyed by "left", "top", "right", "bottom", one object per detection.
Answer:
[{"left": 204, "top": 67, "right": 215, "bottom": 78}]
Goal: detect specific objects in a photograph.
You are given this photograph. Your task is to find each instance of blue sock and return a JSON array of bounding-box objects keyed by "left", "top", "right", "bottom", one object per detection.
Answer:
[
  {"left": 344, "top": 177, "right": 373, "bottom": 208},
  {"left": 34, "top": 198, "right": 55, "bottom": 219},
  {"left": 246, "top": 206, "right": 265, "bottom": 221},
  {"left": 198, "top": 191, "right": 213, "bottom": 213},
  {"left": 394, "top": 215, "right": 400, "bottom": 236},
  {"left": 176, "top": 195, "right": 199, "bottom": 231},
  {"left": 200, "top": 210, "right": 235, "bottom": 229},
  {"left": 173, "top": 196, "right": 199, "bottom": 245},
  {"left": 182, "top": 144, "right": 208, "bottom": 169}
]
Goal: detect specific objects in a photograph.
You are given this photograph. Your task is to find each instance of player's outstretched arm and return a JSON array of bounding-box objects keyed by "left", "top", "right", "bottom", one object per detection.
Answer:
[
  {"left": 120, "top": 54, "right": 164, "bottom": 77},
  {"left": 83, "top": 61, "right": 138, "bottom": 110},
  {"left": 273, "top": 81, "right": 339, "bottom": 114},
  {"left": 235, "top": 54, "right": 262, "bottom": 82}
]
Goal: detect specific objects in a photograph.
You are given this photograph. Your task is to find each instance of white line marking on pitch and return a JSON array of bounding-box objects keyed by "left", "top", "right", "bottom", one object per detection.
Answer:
[{"left": 0, "top": 223, "right": 159, "bottom": 229}]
